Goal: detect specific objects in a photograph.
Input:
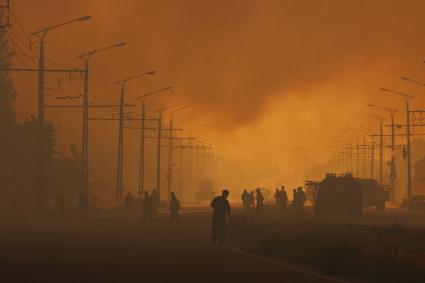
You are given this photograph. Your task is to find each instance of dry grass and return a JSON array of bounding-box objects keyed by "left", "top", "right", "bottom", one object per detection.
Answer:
[{"left": 229, "top": 214, "right": 425, "bottom": 283}]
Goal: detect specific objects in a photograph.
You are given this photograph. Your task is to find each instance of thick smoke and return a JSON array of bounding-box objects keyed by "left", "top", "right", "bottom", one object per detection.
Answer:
[{"left": 10, "top": 0, "right": 425, "bottom": 192}]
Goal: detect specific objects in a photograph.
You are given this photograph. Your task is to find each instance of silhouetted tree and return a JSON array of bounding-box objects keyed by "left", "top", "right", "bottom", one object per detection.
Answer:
[{"left": 0, "top": 26, "right": 80, "bottom": 216}]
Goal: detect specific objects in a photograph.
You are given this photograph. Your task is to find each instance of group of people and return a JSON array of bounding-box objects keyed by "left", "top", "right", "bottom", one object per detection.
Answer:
[
  {"left": 122, "top": 185, "right": 306, "bottom": 247},
  {"left": 135, "top": 189, "right": 181, "bottom": 223},
  {"left": 240, "top": 188, "right": 264, "bottom": 212},
  {"left": 291, "top": 187, "right": 306, "bottom": 211},
  {"left": 274, "top": 186, "right": 288, "bottom": 209},
  {"left": 257, "top": 185, "right": 307, "bottom": 213}
]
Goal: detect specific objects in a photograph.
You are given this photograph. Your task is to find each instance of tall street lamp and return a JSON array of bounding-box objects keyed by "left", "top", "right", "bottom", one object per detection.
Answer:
[
  {"left": 31, "top": 15, "right": 91, "bottom": 210},
  {"left": 77, "top": 41, "right": 126, "bottom": 215},
  {"left": 380, "top": 87, "right": 414, "bottom": 199},
  {"left": 114, "top": 70, "right": 155, "bottom": 200},
  {"left": 368, "top": 104, "right": 398, "bottom": 199},
  {"left": 136, "top": 87, "right": 172, "bottom": 196},
  {"left": 366, "top": 114, "right": 385, "bottom": 184}
]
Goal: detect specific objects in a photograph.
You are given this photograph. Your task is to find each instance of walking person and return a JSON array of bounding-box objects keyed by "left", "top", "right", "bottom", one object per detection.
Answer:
[
  {"left": 210, "top": 189, "right": 232, "bottom": 246},
  {"left": 280, "top": 186, "right": 288, "bottom": 211},
  {"left": 169, "top": 192, "right": 181, "bottom": 223}
]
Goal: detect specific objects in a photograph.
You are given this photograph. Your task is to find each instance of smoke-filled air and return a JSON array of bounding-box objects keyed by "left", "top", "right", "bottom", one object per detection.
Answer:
[{"left": 2, "top": 1, "right": 425, "bottom": 282}]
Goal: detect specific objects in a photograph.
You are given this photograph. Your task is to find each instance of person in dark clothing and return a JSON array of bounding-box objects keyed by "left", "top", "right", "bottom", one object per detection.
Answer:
[
  {"left": 297, "top": 186, "right": 306, "bottom": 211},
  {"left": 275, "top": 188, "right": 281, "bottom": 207},
  {"left": 142, "top": 191, "right": 153, "bottom": 221},
  {"left": 280, "top": 186, "right": 288, "bottom": 211},
  {"left": 241, "top": 189, "right": 250, "bottom": 209},
  {"left": 210, "top": 189, "right": 232, "bottom": 246},
  {"left": 169, "top": 192, "right": 181, "bottom": 223}
]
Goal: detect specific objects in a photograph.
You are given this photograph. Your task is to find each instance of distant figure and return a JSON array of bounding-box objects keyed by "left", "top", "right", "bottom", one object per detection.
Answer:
[
  {"left": 241, "top": 189, "right": 250, "bottom": 209},
  {"left": 142, "top": 191, "right": 153, "bottom": 221},
  {"left": 249, "top": 191, "right": 255, "bottom": 208},
  {"left": 210, "top": 189, "right": 232, "bottom": 246},
  {"left": 297, "top": 187, "right": 306, "bottom": 211},
  {"left": 275, "top": 188, "right": 281, "bottom": 207},
  {"left": 125, "top": 192, "right": 134, "bottom": 212},
  {"left": 280, "top": 186, "right": 288, "bottom": 210},
  {"left": 256, "top": 188, "right": 264, "bottom": 213},
  {"left": 151, "top": 189, "right": 159, "bottom": 215},
  {"left": 169, "top": 192, "right": 181, "bottom": 223},
  {"left": 56, "top": 189, "right": 65, "bottom": 219}
]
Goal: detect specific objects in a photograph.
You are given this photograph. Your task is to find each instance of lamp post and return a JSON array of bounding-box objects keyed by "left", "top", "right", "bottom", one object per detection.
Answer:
[
  {"left": 164, "top": 105, "right": 190, "bottom": 200},
  {"left": 366, "top": 114, "right": 385, "bottom": 184},
  {"left": 30, "top": 15, "right": 91, "bottom": 210},
  {"left": 367, "top": 104, "right": 398, "bottom": 198},
  {"left": 136, "top": 87, "right": 172, "bottom": 197},
  {"left": 114, "top": 71, "right": 155, "bottom": 200},
  {"left": 77, "top": 42, "right": 126, "bottom": 214},
  {"left": 380, "top": 87, "right": 414, "bottom": 199}
]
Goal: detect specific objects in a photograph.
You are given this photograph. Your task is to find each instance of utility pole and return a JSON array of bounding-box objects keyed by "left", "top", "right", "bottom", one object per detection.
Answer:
[
  {"left": 136, "top": 87, "right": 171, "bottom": 197},
  {"left": 156, "top": 113, "right": 163, "bottom": 200},
  {"left": 356, "top": 140, "right": 360, "bottom": 177},
  {"left": 406, "top": 100, "right": 412, "bottom": 198},
  {"left": 379, "top": 120, "right": 383, "bottom": 184},
  {"left": 114, "top": 71, "right": 155, "bottom": 201},
  {"left": 164, "top": 106, "right": 190, "bottom": 200},
  {"left": 29, "top": 15, "right": 91, "bottom": 210},
  {"left": 78, "top": 42, "right": 126, "bottom": 213},
  {"left": 390, "top": 111, "right": 395, "bottom": 200},
  {"left": 0, "top": 0, "right": 11, "bottom": 28},
  {"left": 381, "top": 88, "right": 414, "bottom": 199},
  {"left": 370, "top": 142, "right": 375, "bottom": 179},
  {"left": 167, "top": 116, "right": 174, "bottom": 200},
  {"left": 116, "top": 85, "right": 125, "bottom": 200},
  {"left": 368, "top": 103, "right": 398, "bottom": 198}
]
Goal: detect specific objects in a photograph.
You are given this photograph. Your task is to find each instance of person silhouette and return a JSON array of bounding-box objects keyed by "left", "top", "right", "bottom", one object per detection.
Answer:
[
  {"left": 210, "top": 189, "right": 232, "bottom": 246},
  {"left": 169, "top": 192, "right": 181, "bottom": 223},
  {"left": 256, "top": 188, "right": 264, "bottom": 213},
  {"left": 241, "top": 189, "right": 250, "bottom": 209}
]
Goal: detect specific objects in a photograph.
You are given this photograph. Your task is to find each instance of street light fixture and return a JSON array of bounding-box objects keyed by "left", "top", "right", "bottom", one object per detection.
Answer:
[
  {"left": 136, "top": 86, "right": 172, "bottom": 196},
  {"left": 401, "top": 76, "right": 425, "bottom": 87},
  {"left": 380, "top": 86, "right": 414, "bottom": 198},
  {"left": 114, "top": 70, "right": 156, "bottom": 200},
  {"left": 31, "top": 15, "right": 92, "bottom": 37},
  {"left": 30, "top": 15, "right": 92, "bottom": 211},
  {"left": 78, "top": 41, "right": 127, "bottom": 214},
  {"left": 365, "top": 114, "right": 384, "bottom": 184}
]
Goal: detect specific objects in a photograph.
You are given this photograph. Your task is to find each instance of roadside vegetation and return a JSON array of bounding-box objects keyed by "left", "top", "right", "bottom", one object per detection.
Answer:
[{"left": 229, "top": 214, "right": 425, "bottom": 283}]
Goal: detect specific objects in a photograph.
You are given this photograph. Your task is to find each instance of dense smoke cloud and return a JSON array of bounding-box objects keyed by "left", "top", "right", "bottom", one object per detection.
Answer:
[{"left": 10, "top": 0, "right": 425, "bottom": 191}]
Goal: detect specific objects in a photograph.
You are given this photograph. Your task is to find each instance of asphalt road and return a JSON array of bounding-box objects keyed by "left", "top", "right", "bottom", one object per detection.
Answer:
[{"left": 0, "top": 208, "right": 342, "bottom": 283}]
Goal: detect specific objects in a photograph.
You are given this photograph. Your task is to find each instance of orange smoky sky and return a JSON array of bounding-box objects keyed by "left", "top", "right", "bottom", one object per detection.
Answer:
[{"left": 8, "top": 0, "right": 425, "bottom": 195}]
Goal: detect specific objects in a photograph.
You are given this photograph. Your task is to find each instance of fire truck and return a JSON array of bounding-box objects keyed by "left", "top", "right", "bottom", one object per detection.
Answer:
[{"left": 306, "top": 173, "right": 387, "bottom": 219}]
